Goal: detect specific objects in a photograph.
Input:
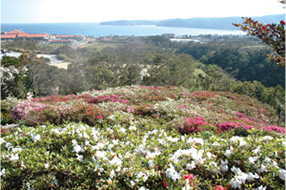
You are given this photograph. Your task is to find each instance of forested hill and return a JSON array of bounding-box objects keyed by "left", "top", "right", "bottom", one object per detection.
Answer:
[{"left": 99, "top": 14, "right": 284, "bottom": 30}]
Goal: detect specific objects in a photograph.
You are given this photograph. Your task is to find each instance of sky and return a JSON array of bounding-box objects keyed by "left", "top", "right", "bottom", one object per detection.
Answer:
[{"left": 1, "top": 0, "right": 285, "bottom": 24}]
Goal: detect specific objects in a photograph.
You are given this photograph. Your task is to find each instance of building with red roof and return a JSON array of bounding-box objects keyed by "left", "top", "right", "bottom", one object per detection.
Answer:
[
  {"left": 1, "top": 30, "right": 84, "bottom": 42},
  {"left": 7, "top": 30, "right": 27, "bottom": 34},
  {"left": 1, "top": 34, "right": 18, "bottom": 40}
]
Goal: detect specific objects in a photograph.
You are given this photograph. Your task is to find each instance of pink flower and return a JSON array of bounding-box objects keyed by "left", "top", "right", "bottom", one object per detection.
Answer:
[
  {"left": 213, "top": 185, "right": 227, "bottom": 190},
  {"left": 97, "top": 115, "right": 103, "bottom": 120}
]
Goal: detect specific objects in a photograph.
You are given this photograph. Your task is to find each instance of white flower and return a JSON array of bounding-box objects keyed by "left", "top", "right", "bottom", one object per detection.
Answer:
[
  {"left": 138, "top": 186, "right": 149, "bottom": 190},
  {"left": 119, "top": 127, "right": 126, "bottom": 133},
  {"left": 0, "top": 168, "right": 6, "bottom": 176},
  {"left": 112, "top": 139, "right": 119, "bottom": 145},
  {"left": 248, "top": 156, "right": 259, "bottom": 164},
  {"left": 110, "top": 169, "right": 116, "bottom": 179},
  {"left": 146, "top": 151, "right": 161, "bottom": 159},
  {"left": 124, "top": 152, "right": 132, "bottom": 159},
  {"left": 166, "top": 164, "right": 181, "bottom": 182},
  {"left": 73, "top": 144, "right": 84, "bottom": 153},
  {"left": 95, "top": 151, "right": 107, "bottom": 160},
  {"left": 167, "top": 136, "right": 179, "bottom": 143},
  {"left": 76, "top": 154, "right": 84, "bottom": 162},
  {"left": 0, "top": 138, "right": 5, "bottom": 144},
  {"left": 278, "top": 169, "right": 286, "bottom": 181},
  {"left": 257, "top": 164, "right": 268, "bottom": 173},
  {"left": 51, "top": 128, "right": 60, "bottom": 134},
  {"left": 12, "top": 147, "right": 23, "bottom": 153},
  {"left": 252, "top": 146, "right": 260, "bottom": 154},
  {"left": 231, "top": 166, "right": 242, "bottom": 174},
  {"left": 220, "top": 160, "right": 229, "bottom": 172},
  {"left": 9, "top": 153, "right": 19, "bottom": 162},
  {"left": 256, "top": 185, "right": 267, "bottom": 190},
  {"left": 230, "top": 136, "right": 247, "bottom": 146},
  {"left": 107, "top": 115, "right": 115, "bottom": 121},
  {"left": 107, "top": 144, "right": 114, "bottom": 150},
  {"left": 206, "top": 152, "right": 213, "bottom": 159},
  {"left": 137, "top": 172, "right": 148, "bottom": 182},
  {"left": 212, "top": 141, "right": 220, "bottom": 146},
  {"left": 224, "top": 149, "right": 232, "bottom": 158},
  {"left": 186, "top": 162, "right": 196, "bottom": 170},
  {"left": 261, "top": 136, "right": 273, "bottom": 141},
  {"left": 32, "top": 134, "right": 41, "bottom": 141},
  {"left": 187, "top": 137, "right": 204, "bottom": 145},
  {"left": 148, "top": 160, "right": 155, "bottom": 168},
  {"left": 237, "top": 172, "right": 248, "bottom": 184},
  {"left": 182, "top": 182, "right": 192, "bottom": 190},
  {"left": 85, "top": 140, "right": 90, "bottom": 146},
  {"left": 247, "top": 172, "right": 259, "bottom": 182},
  {"left": 129, "top": 126, "right": 137, "bottom": 130},
  {"left": 130, "top": 180, "right": 135, "bottom": 188},
  {"left": 5, "top": 142, "right": 13, "bottom": 150},
  {"left": 109, "top": 156, "right": 122, "bottom": 166},
  {"left": 72, "top": 139, "right": 78, "bottom": 145},
  {"left": 51, "top": 176, "right": 58, "bottom": 185},
  {"left": 94, "top": 142, "right": 105, "bottom": 150},
  {"left": 45, "top": 163, "right": 50, "bottom": 169},
  {"left": 229, "top": 177, "right": 242, "bottom": 188}
]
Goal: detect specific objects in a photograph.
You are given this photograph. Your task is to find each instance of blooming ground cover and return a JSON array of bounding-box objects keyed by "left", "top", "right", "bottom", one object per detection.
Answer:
[{"left": 1, "top": 85, "right": 285, "bottom": 189}]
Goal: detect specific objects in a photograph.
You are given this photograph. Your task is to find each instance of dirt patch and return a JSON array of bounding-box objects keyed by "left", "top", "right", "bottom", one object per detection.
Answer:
[{"left": 50, "top": 62, "right": 70, "bottom": 69}]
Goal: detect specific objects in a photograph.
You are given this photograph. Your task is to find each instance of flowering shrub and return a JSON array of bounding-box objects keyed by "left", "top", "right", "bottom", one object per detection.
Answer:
[
  {"left": 26, "top": 103, "right": 106, "bottom": 126},
  {"left": 12, "top": 101, "right": 46, "bottom": 120},
  {"left": 177, "top": 117, "right": 208, "bottom": 135},
  {"left": 0, "top": 123, "right": 284, "bottom": 189},
  {"left": 85, "top": 95, "right": 129, "bottom": 104},
  {"left": 9, "top": 86, "right": 284, "bottom": 135},
  {"left": 32, "top": 94, "right": 80, "bottom": 103}
]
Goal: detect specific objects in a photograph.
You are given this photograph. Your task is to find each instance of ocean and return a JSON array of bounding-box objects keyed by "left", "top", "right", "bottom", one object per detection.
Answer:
[{"left": 1, "top": 23, "right": 243, "bottom": 37}]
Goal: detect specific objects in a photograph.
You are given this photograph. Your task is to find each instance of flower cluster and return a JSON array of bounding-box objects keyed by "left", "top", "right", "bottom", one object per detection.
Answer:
[
  {"left": 177, "top": 117, "right": 208, "bottom": 134},
  {"left": 11, "top": 101, "right": 46, "bottom": 120}
]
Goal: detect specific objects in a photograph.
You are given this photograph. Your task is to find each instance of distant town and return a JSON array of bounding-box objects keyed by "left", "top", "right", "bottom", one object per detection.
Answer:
[{"left": 1, "top": 30, "right": 86, "bottom": 44}]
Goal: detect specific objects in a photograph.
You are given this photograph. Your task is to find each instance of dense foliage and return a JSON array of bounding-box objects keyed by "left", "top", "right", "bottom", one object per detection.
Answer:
[
  {"left": 233, "top": 18, "right": 285, "bottom": 67},
  {"left": 1, "top": 86, "right": 285, "bottom": 189}
]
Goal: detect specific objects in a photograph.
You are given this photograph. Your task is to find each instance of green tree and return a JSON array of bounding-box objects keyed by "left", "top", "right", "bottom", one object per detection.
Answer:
[{"left": 233, "top": 1, "right": 285, "bottom": 67}]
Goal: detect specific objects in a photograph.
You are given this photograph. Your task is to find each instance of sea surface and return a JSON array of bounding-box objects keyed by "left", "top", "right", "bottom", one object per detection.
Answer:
[{"left": 1, "top": 23, "right": 243, "bottom": 37}]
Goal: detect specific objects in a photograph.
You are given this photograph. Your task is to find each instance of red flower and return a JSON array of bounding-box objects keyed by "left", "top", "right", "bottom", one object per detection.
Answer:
[
  {"left": 162, "top": 180, "right": 168, "bottom": 187},
  {"left": 184, "top": 174, "right": 195, "bottom": 185},
  {"left": 184, "top": 174, "right": 194, "bottom": 181},
  {"left": 280, "top": 20, "right": 285, "bottom": 25}
]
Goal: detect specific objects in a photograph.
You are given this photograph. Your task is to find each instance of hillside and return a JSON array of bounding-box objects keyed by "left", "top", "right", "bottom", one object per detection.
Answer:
[
  {"left": 99, "top": 14, "right": 285, "bottom": 30},
  {"left": 1, "top": 85, "right": 285, "bottom": 189}
]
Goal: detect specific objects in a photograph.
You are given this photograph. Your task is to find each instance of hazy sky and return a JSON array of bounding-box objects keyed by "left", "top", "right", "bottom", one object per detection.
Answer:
[{"left": 1, "top": 0, "right": 285, "bottom": 23}]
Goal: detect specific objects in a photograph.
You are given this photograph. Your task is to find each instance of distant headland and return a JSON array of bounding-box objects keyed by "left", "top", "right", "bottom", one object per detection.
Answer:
[{"left": 99, "top": 14, "right": 285, "bottom": 30}]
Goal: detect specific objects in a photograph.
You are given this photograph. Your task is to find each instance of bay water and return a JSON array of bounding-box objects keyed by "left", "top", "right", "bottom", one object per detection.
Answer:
[{"left": 1, "top": 23, "right": 243, "bottom": 37}]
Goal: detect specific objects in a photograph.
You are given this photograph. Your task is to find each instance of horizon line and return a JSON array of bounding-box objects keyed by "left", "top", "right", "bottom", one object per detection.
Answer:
[{"left": 1, "top": 13, "right": 284, "bottom": 25}]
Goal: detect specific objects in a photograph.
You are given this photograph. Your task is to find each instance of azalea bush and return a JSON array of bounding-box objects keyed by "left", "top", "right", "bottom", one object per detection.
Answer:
[
  {"left": 1, "top": 122, "right": 285, "bottom": 189},
  {"left": 10, "top": 85, "right": 283, "bottom": 133}
]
